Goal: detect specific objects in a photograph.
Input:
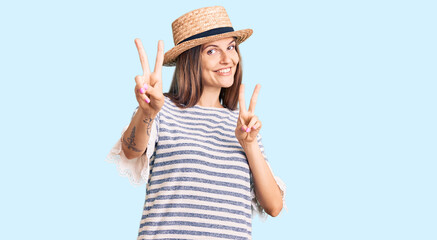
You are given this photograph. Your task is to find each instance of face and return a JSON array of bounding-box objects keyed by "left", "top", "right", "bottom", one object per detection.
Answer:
[{"left": 200, "top": 37, "right": 240, "bottom": 89}]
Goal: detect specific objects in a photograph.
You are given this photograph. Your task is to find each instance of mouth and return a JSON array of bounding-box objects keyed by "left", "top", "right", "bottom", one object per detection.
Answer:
[{"left": 215, "top": 67, "right": 232, "bottom": 76}]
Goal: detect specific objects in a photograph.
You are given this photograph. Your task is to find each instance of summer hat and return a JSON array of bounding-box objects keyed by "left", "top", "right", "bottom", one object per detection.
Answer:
[{"left": 163, "top": 6, "right": 253, "bottom": 66}]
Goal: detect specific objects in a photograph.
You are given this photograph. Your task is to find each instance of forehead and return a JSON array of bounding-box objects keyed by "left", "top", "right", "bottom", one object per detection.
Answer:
[{"left": 202, "top": 37, "right": 236, "bottom": 48}]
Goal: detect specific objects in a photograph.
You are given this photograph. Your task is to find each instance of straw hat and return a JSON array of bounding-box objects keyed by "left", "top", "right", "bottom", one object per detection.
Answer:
[{"left": 163, "top": 6, "right": 253, "bottom": 66}]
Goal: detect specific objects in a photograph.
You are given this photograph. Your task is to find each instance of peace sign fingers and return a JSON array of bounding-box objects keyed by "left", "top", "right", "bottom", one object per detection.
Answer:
[
  {"left": 248, "top": 84, "right": 261, "bottom": 113},
  {"left": 235, "top": 83, "right": 263, "bottom": 145},
  {"left": 154, "top": 41, "right": 164, "bottom": 75},
  {"left": 238, "top": 84, "right": 247, "bottom": 114},
  {"left": 135, "top": 38, "right": 151, "bottom": 78},
  {"left": 150, "top": 40, "right": 164, "bottom": 87},
  {"left": 132, "top": 39, "right": 165, "bottom": 115},
  {"left": 239, "top": 84, "right": 261, "bottom": 113}
]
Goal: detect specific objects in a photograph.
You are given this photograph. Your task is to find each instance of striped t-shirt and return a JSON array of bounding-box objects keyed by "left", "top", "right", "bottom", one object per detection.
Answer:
[{"left": 137, "top": 96, "right": 267, "bottom": 240}]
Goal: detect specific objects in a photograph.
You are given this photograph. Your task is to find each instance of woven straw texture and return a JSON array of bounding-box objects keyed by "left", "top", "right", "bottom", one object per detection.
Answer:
[{"left": 163, "top": 6, "right": 253, "bottom": 66}]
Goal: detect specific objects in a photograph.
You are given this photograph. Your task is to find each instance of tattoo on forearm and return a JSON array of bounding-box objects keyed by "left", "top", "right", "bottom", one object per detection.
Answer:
[
  {"left": 122, "top": 126, "right": 142, "bottom": 152},
  {"left": 143, "top": 118, "right": 153, "bottom": 136}
]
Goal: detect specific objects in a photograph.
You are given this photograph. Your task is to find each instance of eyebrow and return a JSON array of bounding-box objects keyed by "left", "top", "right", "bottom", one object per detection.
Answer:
[{"left": 202, "top": 39, "right": 236, "bottom": 51}]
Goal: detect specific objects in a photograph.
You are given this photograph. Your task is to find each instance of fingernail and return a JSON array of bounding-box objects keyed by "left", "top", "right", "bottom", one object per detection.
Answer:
[
  {"left": 143, "top": 83, "right": 148, "bottom": 90},
  {"left": 140, "top": 88, "right": 145, "bottom": 94},
  {"left": 145, "top": 98, "right": 150, "bottom": 103},
  {"left": 246, "top": 127, "right": 251, "bottom": 133},
  {"left": 252, "top": 126, "right": 257, "bottom": 130}
]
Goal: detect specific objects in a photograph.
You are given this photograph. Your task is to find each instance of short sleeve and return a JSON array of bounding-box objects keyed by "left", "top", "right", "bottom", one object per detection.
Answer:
[
  {"left": 105, "top": 109, "right": 159, "bottom": 186},
  {"left": 250, "top": 133, "right": 287, "bottom": 220}
]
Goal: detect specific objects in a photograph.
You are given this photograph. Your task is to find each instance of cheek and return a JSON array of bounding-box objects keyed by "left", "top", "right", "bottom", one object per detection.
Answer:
[
  {"left": 200, "top": 67, "right": 209, "bottom": 80},
  {"left": 231, "top": 52, "right": 240, "bottom": 64},
  {"left": 200, "top": 60, "right": 209, "bottom": 77},
  {"left": 201, "top": 56, "right": 217, "bottom": 70},
  {"left": 201, "top": 63, "right": 213, "bottom": 80}
]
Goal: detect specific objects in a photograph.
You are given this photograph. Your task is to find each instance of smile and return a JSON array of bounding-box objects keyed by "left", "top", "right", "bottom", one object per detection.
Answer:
[
  {"left": 216, "top": 68, "right": 231, "bottom": 73},
  {"left": 215, "top": 67, "right": 231, "bottom": 75}
]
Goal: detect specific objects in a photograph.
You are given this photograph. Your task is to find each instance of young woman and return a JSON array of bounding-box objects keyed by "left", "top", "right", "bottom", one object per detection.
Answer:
[{"left": 107, "top": 6, "right": 286, "bottom": 239}]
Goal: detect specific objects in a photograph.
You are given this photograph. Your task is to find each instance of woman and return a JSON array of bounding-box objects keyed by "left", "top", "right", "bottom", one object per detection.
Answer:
[{"left": 107, "top": 6, "right": 286, "bottom": 239}]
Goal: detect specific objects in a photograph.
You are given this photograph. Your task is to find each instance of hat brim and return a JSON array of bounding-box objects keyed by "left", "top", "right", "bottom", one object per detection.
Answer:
[{"left": 163, "top": 29, "right": 253, "bottom": 66}]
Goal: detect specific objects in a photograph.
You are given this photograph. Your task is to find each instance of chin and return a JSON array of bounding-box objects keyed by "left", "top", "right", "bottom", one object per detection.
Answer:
[{"left": 221, "top": 78, "right": 235, "bottom": 88}]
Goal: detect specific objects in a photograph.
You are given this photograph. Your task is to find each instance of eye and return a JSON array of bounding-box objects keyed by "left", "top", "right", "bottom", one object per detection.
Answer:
[
  {"left": 207, "top": 49, "right": 216, "bottom": 55},
  {"left": 228, "top": 45, "right": 235, "bottom": 50}
]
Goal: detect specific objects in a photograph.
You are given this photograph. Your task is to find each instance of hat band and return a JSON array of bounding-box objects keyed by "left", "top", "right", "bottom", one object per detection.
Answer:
[{"left": 177, "top": 27, "right": 235, "bottom": 45}]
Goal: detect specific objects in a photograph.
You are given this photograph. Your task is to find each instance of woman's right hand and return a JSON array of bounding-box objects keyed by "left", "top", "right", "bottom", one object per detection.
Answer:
[{"left": 134, "top": 38, "right": 165, "bottom": 118}]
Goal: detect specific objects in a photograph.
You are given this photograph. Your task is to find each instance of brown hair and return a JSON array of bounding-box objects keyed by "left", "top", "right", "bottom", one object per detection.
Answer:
[{"left": 164, "top": 44, "right": 243, "bottom": 110}]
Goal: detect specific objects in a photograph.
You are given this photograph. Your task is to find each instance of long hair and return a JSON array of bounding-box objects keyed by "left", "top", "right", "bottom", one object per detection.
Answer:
[{"left": 164, "top": 44, "right": 243, "bottom": 110}]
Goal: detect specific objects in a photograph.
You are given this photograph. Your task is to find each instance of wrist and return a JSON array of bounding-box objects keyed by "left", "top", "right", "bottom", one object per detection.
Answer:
[
  {"left": 240, "top": 140, "right": 259, "bottom": 152},
  {"left": 138, "top": 107, "right": 157, "bottom": 119}
]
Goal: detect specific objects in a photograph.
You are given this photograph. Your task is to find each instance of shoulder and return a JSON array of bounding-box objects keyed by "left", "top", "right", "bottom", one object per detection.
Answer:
[
  {"left": 161, "top": 96, "right": 179, "bottom": 112},
  {"left": 229, "top": 108, "right": 239, "bottom": 117}
]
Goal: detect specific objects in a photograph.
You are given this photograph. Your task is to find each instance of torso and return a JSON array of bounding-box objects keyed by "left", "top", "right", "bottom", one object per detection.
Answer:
[{"left": 137, "top": 97, "right": 252, "bottom": 240}]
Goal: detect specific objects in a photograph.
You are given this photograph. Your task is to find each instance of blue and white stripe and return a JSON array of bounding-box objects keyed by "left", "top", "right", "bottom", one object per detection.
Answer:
[{"left": 137, "top": 97, "right": 265, "bottom": 240}]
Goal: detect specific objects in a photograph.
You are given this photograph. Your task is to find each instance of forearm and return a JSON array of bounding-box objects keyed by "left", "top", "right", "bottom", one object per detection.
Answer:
[
  {"left": 121, "top": 108, "right": 155, "bottom": 159},
  {"left": 243, "top": 142, "right": 283, "bottom": 217}
]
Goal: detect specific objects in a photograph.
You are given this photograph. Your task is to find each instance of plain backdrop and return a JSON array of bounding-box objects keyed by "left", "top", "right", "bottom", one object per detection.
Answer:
[{"left": 1, "top": 0, "right": 436, "bottom": 239}]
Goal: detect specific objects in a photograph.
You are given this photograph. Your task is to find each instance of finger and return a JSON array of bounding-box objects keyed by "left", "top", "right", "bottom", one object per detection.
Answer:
[
  {"left": 240, "top": 125, "right": 247, "bottom": 132},
  {"left": 146, "top": 85, "right": 160, "bottom": 101},
  {"left": 247, "top": 116, "right": 259, "bottom": 132},
  {"left": 239, "top": 118, "right": 247, "bottom": 132},
  {"left": 137, "top": 91, "right": 151, "bottom": 104},
  {"left": 155, "top": 75, "right": 163, "bottom": 91},
  {"left": 144, "top": 94, "right": 150, "bottom": 104},
  {"left": 135, "top": 76, "right": 149, "bottom": 95},
  {"left": 238, "top": 84, "right": 246, "bottom": 114},
  {"left": 239, "top": 117, "right": 246, "bottom": 127},
  {"left": 138, "top": 83, "right": 149, "bottom": 94},
  {"left": 154, "top": 40, "right": 164, "bottom": 75},
  {"left": 134, "top": 38, "right": 151, "bottom": 77},
  {"left": 248, "top": 84, "right": 261, "bottom": 113},
  {"left": 252, "top": 121, "right": 262, "bottom": 130},
  {"left": 135, "top": 75, "right": 145, "bottom": 91}
]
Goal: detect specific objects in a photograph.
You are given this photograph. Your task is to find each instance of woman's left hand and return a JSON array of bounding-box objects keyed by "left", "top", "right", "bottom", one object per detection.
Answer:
[{"left": 235, "top": 84, "right": 262, "bottom": 148}]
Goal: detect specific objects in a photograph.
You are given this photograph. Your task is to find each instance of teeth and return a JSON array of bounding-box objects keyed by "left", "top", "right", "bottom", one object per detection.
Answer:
[{"left": 217, "top": 68, "right": 230, "bottom": 73}]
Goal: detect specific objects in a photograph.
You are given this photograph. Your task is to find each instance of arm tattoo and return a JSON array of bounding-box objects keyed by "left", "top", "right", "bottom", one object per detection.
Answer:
[
  {"left": 143, "top": 118, "right": 153, "bottom": 136},
  {"left": 122, "top": 126, "right": 142, "bottom": 152}
]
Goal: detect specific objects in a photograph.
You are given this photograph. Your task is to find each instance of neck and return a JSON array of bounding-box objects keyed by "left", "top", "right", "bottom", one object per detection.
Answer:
[{"left": 197, "top": 86, "right": 223, "bottom": 108}]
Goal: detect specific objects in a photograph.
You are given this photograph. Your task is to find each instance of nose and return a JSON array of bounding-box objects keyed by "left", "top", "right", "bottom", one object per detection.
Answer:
[{"left": 220, "top": 51, "right": 232, "bottom": 64}]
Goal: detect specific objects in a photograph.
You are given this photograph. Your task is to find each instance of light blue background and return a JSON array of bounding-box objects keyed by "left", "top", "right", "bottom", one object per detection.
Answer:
[{"left": 1, "top": 0, "right": 436, "bottom": 239}]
